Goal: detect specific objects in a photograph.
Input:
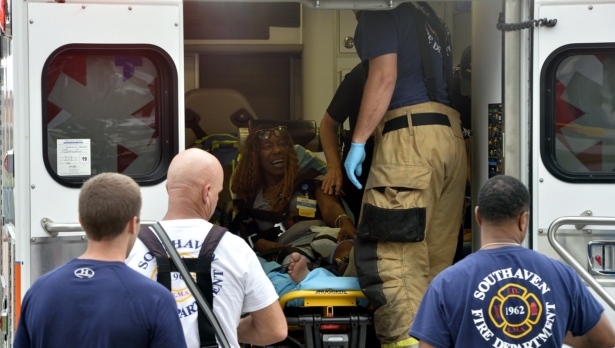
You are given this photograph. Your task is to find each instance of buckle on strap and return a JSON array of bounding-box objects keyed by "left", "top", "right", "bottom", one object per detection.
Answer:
[{"left": 382, "top": 113, "right": 451, "bottom": 136}]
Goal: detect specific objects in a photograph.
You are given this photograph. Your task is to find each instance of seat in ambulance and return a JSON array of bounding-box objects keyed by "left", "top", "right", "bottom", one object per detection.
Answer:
[{"left": 184, "top": 88, "right": 257, "bottom": 149}]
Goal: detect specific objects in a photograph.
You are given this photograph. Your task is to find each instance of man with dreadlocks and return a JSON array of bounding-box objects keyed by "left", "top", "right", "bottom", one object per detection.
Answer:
[{"left": 231, "top": 124, "right": 356, "bottom": 274}]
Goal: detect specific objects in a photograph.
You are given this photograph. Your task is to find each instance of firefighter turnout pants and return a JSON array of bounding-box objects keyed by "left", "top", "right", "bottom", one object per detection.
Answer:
[{"left": 355, "top": 101, "right": 466, "bottom": 346}]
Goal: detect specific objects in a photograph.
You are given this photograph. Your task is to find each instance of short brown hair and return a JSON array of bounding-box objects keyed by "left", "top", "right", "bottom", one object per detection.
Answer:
[{"left": 79, "top": 173, "right": 142, "bottom": 241}]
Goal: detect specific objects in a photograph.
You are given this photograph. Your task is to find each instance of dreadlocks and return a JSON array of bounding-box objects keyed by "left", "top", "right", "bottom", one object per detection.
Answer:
[{"left": 231, "top": 125, "right": 300, "bottom": 212}]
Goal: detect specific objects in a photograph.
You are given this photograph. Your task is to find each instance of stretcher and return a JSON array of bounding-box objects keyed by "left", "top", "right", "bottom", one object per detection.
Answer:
[{"left": 268, "top": 289, "right": 375, "bottom": 348}]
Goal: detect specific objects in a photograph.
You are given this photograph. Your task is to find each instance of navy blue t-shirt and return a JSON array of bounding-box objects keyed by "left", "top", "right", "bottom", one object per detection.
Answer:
[
  {"left": 327, "top": 63, "right": 366, "bottom": 134},
  {"left": 410, "top": 247, "right": 604, "bottom": 348},
  {"left": 14, "top": 259, "right": 187, "bottom": 348},
  {"left": 325, "top": 64, "right": 373, "bottom": 219},
  {"left": 354, "top": 4, "right": 451, "bottom": 109}
]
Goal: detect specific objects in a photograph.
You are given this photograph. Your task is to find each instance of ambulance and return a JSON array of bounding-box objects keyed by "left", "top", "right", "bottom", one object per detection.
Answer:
[{"left": 0, "top": 0, "right": 612, "bottom": 346}]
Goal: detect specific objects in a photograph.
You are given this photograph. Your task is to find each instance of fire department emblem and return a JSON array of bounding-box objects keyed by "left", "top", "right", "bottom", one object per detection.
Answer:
[{"left": 488, "top": 283, "right": 542, "bottom": 338}]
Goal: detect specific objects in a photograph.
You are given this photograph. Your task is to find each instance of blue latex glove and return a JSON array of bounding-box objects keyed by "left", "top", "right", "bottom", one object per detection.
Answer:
[{"left": 344, "top": 142, "right": 366, "bottom": 189}]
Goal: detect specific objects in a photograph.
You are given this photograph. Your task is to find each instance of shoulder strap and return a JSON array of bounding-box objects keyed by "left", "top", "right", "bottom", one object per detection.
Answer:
[
  {"left": 294, "top": 167, "right": 323, "bottom": 186},
  {"left": 407, "top": 3, "right": 437, "bottom": 102},
  {"left": 406, "top": 2, "right": 454, "bottom": 105},
  {"left": 196, "top": 226, "right": 228, "bottom": 348},
  {"left": 419, "top": 2, "right": 454, "bottom": 106},
  {"left": 243, "top": 167, "right": 324, "bottom": 223},
  {"left": 185, "top": 109, "right": 208, "bottom": 141},
  {"left": 150, "top": 223, "right": 231, "bottom": 348},
  {"left": 137, "top": 226, "right": 172, "bottom": 291}
]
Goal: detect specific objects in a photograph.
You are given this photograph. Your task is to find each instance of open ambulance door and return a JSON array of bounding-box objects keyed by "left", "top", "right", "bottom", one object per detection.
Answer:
[
  {"left": 532, "top": 0, "right": 615, "bottom": 322},
  {"left": 24, "top": 1, "right": 182, "bottom": 291}
]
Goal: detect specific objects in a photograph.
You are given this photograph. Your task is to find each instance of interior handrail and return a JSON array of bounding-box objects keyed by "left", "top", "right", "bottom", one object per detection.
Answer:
[
  {"left": 40, "top": 218, "right": 157, "bottom": 237},
  {"left": 548, "top": 216, "right": 615, "bottom": 310}
]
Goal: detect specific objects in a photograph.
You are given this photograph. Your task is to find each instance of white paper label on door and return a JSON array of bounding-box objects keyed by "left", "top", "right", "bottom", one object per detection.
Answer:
[{"left": 57, "top": 139, "right": 91, "bottom": 176}]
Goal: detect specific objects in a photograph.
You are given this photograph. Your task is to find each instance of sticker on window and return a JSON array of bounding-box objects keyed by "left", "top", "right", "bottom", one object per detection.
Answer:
[{"left": 57, "top": 139, "right": 91, "bottom": 176}]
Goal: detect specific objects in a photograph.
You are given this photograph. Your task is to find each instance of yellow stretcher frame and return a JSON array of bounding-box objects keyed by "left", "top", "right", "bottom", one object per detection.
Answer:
[
  {"left": 279, "top": 290, "right": 367, "bottom": 308},
  {"left": 280, "top": 290, "right": 372, "bottom": 348}
]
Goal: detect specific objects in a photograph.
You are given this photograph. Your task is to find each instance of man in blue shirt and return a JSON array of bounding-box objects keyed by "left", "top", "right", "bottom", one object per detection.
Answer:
[
  {"left": 320, "top": 63, "right": 372, "bottom": 220},
  {"left": 344, "top": 3, "right": 466, "bottom": 347},
  {"left": 15, "top": 173, "right": 187, "bottom": 348},
  {"left": 410, "top": 175, "right": 615, "bottom": 348}
]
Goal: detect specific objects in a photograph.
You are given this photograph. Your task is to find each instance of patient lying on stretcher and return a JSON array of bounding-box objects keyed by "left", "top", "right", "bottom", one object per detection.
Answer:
[
  {"left": 263, "top": 250, "right": 361, "bottom": 301},
  {"left": 231, "top": 124, "right": 358, "bottom": 290}
]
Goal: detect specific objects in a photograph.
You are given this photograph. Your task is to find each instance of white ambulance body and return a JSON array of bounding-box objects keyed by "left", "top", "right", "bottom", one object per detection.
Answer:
[{"left": 0, "top": 0, "right": 613, "bottom": 345}]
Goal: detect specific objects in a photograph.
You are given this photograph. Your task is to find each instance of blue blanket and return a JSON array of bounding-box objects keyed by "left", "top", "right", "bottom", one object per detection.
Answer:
[{"left": 259, "top": 258, "right": 365, "bottom": 307}]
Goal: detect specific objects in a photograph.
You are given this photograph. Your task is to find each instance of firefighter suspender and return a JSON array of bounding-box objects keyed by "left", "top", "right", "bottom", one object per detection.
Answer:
[
  {"left": 406, "top": 2, "right": 455, "bottom": 106},
  {"left": 138, "top": 225, "right": 228, "bottom": 348}
]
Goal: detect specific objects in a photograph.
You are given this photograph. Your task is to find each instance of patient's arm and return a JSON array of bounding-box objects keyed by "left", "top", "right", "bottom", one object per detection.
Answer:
[
  {"left": 320, "top": 113, "right": 344, "bottom": 196},
  {"left": 238, "top": 301, "right": 287, "bottom": 345},
  {"left": 315, "top": 188, "right": 356, "bottom": 242}
]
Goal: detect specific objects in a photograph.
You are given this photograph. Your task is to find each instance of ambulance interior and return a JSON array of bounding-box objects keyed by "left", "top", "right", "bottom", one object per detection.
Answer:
[
  {"left": 182, "top": 1, "right": 477, "bottom": 256},
  {"left": 178, "top": 5, "right": 477, "bottom": 343},
  {"left": 19, "top": 1, "right": 615, "bottom": 345},
  {"left": 15, "top": 0, "right": 615, "bottom": 345}
]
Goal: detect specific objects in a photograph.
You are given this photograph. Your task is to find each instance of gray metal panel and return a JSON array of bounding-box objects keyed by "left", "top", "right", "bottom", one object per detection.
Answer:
[
  {"left": 471, "top": 1, "right": 503, "bottom": 253},
  {"left": 503, "top": 0, "right": 522, "bottom": 180},
  {"left": 30, "top": 236, "right": 87, "bottom": 282}
]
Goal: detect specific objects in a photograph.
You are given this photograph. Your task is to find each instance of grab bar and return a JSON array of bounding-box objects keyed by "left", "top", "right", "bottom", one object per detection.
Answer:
[
  {"left": 41, "top": 218, "right": 157, "bottom": 237},
  {"left": 548, "top": 216, "right": 615, "bottom": 310}
]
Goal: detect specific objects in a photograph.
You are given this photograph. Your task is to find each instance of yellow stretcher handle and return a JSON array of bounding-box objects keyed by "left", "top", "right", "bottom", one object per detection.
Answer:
[{"left": 279, "top": 290, "right": 366, "bottom": 308}]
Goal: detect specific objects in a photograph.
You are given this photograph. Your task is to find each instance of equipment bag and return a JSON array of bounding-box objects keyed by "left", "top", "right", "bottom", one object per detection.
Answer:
[{"left": 138, "top": 224, "right": 230, "bottom": 348}]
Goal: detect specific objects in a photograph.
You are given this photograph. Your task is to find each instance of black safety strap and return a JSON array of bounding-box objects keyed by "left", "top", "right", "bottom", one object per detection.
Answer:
[
  {"left": 195, "top": 225, "right": 227, "bottom": 348},
  {"left": 418, "top": 2, "right": 454, "bottom": 105},
  {"left": 138, "top": 226, "right": 173, "bottom": 291},
  {"left": 243, "top": 167, "right": 325, "bottom": 225},
  {"left": 186, "top": 109, "right": 208, "bottom": 141},
  {"left": 406, "top": 2, "right": 455, "bottom": 106},
  {"left": 257, "top": 246, "right": 314, "bottom": 264},
  {"left": 138, "top": 224, "right": 230, "bottom": 348},
  {"left": 408, "top": 3, "right": 437, "bottom": 102}
]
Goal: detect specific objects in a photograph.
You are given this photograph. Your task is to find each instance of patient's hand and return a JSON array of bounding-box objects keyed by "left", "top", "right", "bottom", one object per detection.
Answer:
[{"left": 254, "top": 239, "right": 291, "bottom": 253}]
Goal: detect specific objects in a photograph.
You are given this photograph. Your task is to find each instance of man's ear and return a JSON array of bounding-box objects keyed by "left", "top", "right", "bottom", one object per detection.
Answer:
[
  {"left": 475, "top": 206, "right": 482, "bottom": 227},
  {"left": 518, "top": 211, "right": 529, "bottom": 234},
  {"left": 127, "top": 216, "right": 139, "bottom": 235},
  {"left": 202, "top": 183, "right": 211, "bottom": 205}
]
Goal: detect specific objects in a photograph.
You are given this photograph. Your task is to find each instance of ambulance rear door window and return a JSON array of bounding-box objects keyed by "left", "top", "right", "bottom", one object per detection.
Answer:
[
  {"left": 542, "top": 45, "right": 615, "bottom": 182},
  {"left": 42, "top": 44, "right": 178, "bottom": 187}
]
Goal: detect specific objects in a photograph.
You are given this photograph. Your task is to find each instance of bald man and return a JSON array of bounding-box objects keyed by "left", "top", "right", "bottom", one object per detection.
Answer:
[{"left": 126, "top": 149, "right": 287, "bottom": 348}]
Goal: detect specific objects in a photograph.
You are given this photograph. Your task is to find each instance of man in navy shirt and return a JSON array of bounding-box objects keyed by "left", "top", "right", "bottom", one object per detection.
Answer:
[
  {"left": 344, "top": 3, "right": 466, "bottom": 347},
  {"left": 410, "top": 175, "right": 615, "bottom": 348},
  {"left": 15, "top": 173, "right": 187, "bottom": 348},
  {"left": 320, "top": 63, "right": 373, "bottom": 220}
]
